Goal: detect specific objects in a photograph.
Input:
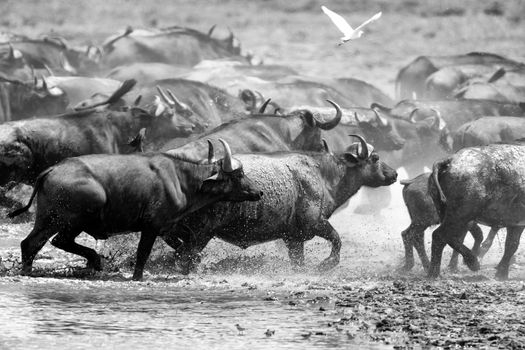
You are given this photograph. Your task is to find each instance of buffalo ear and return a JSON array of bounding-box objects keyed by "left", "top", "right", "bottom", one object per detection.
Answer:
[
  {"left": 343, "top": 153, "right": 360, "bottom": 166},
  {"left": 303, "top": 111, "right": 316, "bottom": 127},
  {"left": 200, "top": 172, "right": 226, "bottom": 194}
]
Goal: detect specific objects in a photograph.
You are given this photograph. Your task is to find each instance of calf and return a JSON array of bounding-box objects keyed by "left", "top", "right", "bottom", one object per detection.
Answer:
[
  {"left": 9, "top": 140, "right": 262, "bottom": 280},
  {"left": 428, "top": 143, "right": 525, "bottom": 279},
  {"left": 165, "top": 136, "right": 397, "bottom": 273}
]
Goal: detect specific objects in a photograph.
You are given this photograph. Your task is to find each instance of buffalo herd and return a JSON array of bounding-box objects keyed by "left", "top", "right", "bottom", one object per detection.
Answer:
[{"left": 0, "top": 24, "right": 524, "bottom": 280}]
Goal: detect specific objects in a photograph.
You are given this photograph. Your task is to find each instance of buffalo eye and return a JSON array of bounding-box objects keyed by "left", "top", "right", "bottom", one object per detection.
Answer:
[{"left": 370, "top": 153, "right": 379, "bottom": 163}]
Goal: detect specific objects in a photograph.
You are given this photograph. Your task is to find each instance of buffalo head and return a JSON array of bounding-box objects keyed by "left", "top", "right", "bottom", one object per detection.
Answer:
[
  {"left": 355, "top": 109, "right": 405, "bottom": 151},
  {"left": 200, "top": 139, "right": 263, "bottom": 202},
  {"left": 340, "top": 135, "right": 397, "bottom": 187}
]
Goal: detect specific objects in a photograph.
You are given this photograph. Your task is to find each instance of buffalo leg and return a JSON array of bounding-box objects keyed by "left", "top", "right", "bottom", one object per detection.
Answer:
[
  {"left": 401, "top": 223, "right": 429, "bottom": 271},
  {"left": 133, "top": 231, "right": 157, "bottom": 281},
  {"left": 284, "top": 239, "right": 305, "bottom": 267},
  {"left": 448, "top": 230, "right": 468, "bottom": 272},
  {"left": 20, "top": 225, "right": 56, "bottom": 275},
  {"left": 429, "top": 221, "right": 476, "bottom": 278},
  {"left": 449, "top": 223, "right": 484, "bottom": 271},
  {"left": 51, "top": 229, "right": 101, "bottom": 271},
  {"left": 316, "top": 222, "right": 341, "bottom": 271},
  {"left": 468, "top": 223, "right": 484, "bottom": 257},
  {"left": 164, "top": 234, "right": 213, "bottom": 275},
  {"left": 478, "top": 227, "right": 500, "bottom": 259},
  {"left": 495, "top": 226, "right": 524, "bottom": 280}
]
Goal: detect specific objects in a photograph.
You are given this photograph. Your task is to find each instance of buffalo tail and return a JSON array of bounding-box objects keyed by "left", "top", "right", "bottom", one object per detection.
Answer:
[
  {"left": 7, "top": 167, "right": 53, "bottom": 218},
  {"left": 428, "top": 159, "right": 449, "bottom": 220}
]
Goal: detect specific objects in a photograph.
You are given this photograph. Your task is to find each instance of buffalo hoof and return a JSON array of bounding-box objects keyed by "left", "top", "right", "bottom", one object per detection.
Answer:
[
  {"left": 131, "top": 271, "right": 143, "bottom": 281},
  {"left": 427, "top": 266, "right": 440, "bottom": 279},
  {"left": 20, "top": 265, "right": 33, "bottom": 276},
  {"left": 495, "top": 270, "right": 509, "bottom": 281},
  {"left": 464, "top": 256, "right": 480, "bottom": 272},
  {"left": 317, "top": 257, "right": 339, "bottom": 272},
  {"left": 86, "top": 259, "right": 103, "bottom": 272}
]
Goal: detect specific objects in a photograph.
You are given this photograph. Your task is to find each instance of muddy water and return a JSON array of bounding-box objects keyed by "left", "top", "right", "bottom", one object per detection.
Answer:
[{"left": 0, "top": 278, "right": 393, "bottom": 350}]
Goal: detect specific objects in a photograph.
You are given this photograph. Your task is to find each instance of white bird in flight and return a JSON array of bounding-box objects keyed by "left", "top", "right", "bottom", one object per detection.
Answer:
[{"left": 321, "top": 6, "right": 382, "bottom": 45}]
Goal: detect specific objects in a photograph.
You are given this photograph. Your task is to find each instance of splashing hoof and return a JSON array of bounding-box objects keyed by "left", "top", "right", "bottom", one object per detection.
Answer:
[{"left": 317, "top": 257, "right": 339, "bottom": 272}]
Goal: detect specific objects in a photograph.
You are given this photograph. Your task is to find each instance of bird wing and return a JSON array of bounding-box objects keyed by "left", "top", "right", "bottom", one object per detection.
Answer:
[
  {"left": 321, "top": 6, "right": 354, "bottom": 36},
  {"left": 354, "top": 11, "right": 382, "bottom": 32}
]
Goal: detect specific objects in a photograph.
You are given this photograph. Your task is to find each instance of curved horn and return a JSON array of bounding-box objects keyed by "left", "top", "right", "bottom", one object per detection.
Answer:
[
  {"left": 321, "top": 139, "right": 331, "bottom": 154},
  {"left": 166, "top": 89, "right": 189, "bottom": 112},
  {"left": 349, "top": 134, "right": 369, "bottom": 159},
  {"left": 370, "top": 102, "right": 391, "bottom": 113},
  {"left": 372, "top": 108, "right": 389, "bottom": 127},
  {"left": 207, "top": 139, "right": 215, "bottom": 164},
  {"left": 408, "top": 108, "right": 419, "bottom": 123},
  {"left": 7, "top": 43, "right": 15, "bottom": 60},
  {"left": 41, "top": 75, "right": 48, "bottom": 91},
  {"left": 315, "top": 100, "right": 342, "bottom": 130},
  {"left": 156, "top": 85, "right": 174, "bottom": 105},
  {"left": 258, "top": 98, "right": 271, "bottom": 113},
  {"left": 430, "top": 108, "right": 445, "bottom": 130},
  {"left": 207, "top": 24, "right": 217, "bottom": 37},
  {"left": 219, "top": 138, "right": 234, "bottom": 172},
  {"left": 134, "top": 95, "right": 142, "bottom": 106}
]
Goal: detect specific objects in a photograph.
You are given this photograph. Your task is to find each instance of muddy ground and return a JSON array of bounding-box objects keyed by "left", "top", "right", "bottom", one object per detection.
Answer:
[{"left": 0, "top": 0, "right": 525, "bottom": 349}]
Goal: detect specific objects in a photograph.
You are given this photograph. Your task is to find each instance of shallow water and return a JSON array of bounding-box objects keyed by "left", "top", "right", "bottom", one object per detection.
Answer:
[{"left": 0, "top": 278, "right": 392, "bottom": 350}]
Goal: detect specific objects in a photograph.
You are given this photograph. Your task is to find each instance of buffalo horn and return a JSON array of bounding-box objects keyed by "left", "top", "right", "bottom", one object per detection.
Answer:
[
  {"left": 321, "top": 138, "right": 331, "bottom": 154},
  {"left": 208, "top": 24, "right": 217, "bottom": 37},
  {"left": 219, "top": 138, "right": 234, "bottom": 172},
  {"left": 430, "top": 108, "right": 445, "bottom": 130},
  {"left": 207, "top": 139, "right": 215, "bottom": 164},
  {"left": 156, "top": 85, "right": 174, "bottom": 105},
  {"left": 134, "top": 95, "right": 142, "bottom": 106},
  {"left": 408, "top": 108, "right": 419, "bottom": 123},
  {"left": 7, "top": 43, "right": 15, "bottom": 60},
  {"left": 166, "top": 89, "right": 189, "bottom": 112},
  {"left": 258, "top": 98, "right": 271, "bottom": 113},
  {"left": 349, "top": 134, "right": 369, "bottom": 159},
  {"left": 370, "top": 102, "right": 391, "bottom": 113},
  {"left": 41, "top": 75, "right": 48, "bottom": 91},
  {"left": 372, "top": 108, "right": 389, "bottom": 127},
  {"left": 316, "top": 100, "right": 342, "bottom": 130}
]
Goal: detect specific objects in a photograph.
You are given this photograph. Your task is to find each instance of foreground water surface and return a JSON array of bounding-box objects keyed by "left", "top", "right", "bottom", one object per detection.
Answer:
[{"left": 0, "top": 277, "right": 394, "bottom": 350}]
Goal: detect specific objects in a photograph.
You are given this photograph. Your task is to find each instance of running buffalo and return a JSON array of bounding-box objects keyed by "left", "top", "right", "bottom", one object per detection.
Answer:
[
  {"left": 400, "top": 173, "right": 487, "bottom": 272},
  {"left": 428, "top": 142, "right": 525, "bottom": 279},
  {"left": 9, "top": 140, "right": 263, "bottom": 280},
  {"left": 165, "top": 136, "right": 397, "bottom": 273}
]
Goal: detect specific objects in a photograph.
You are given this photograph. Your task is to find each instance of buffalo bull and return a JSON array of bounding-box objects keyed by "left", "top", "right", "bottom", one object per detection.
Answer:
[
  {"left": 428, "top": 143, "right": 525, "bottom": 279},
  {"left": 164, "top": 100, "right": 342, "bottom": 158},
  {"left": 9, "top": 140, "right": 263, "bottom": 280},
  {"left": 166, "top": 136, "right": 397, "bottom": 273}
]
